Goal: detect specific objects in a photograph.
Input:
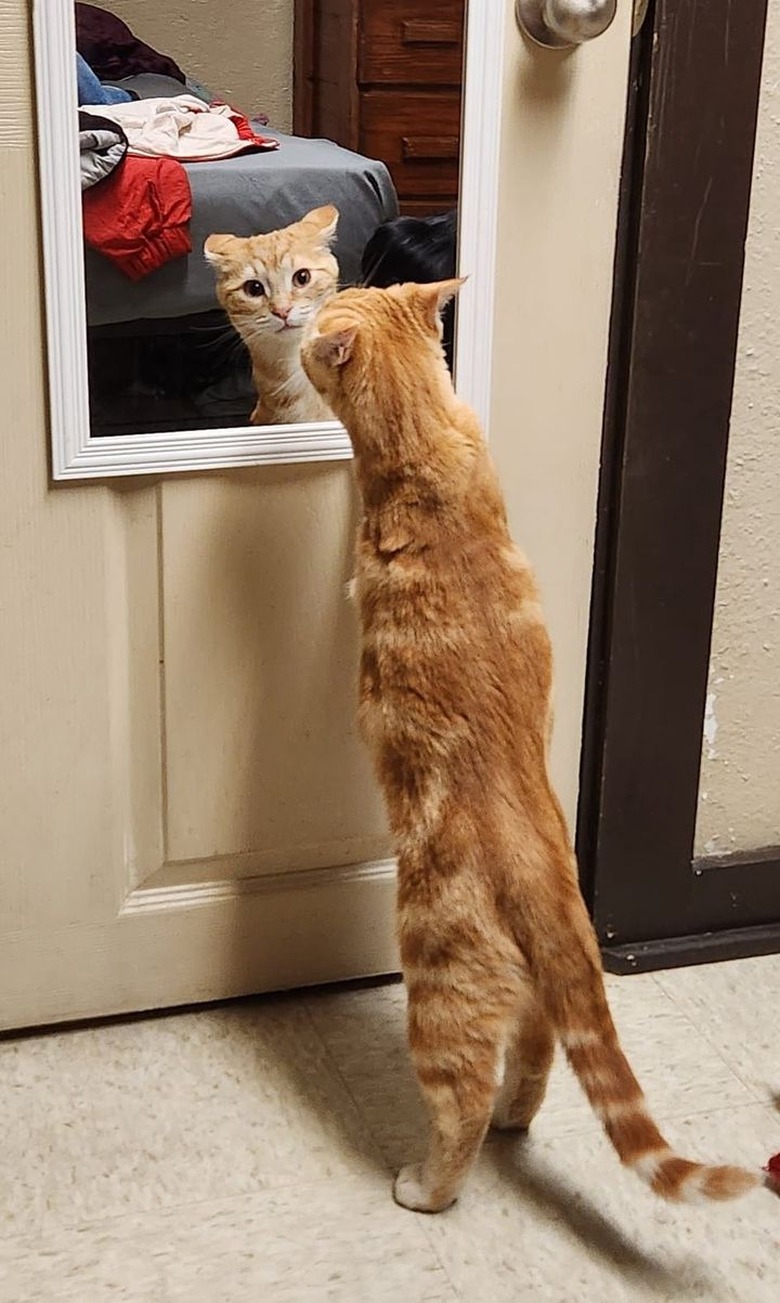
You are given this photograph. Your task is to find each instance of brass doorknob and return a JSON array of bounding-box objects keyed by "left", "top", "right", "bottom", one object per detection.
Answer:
[{"left": 515, "top": 0, "right": 618, "bottom": 49}]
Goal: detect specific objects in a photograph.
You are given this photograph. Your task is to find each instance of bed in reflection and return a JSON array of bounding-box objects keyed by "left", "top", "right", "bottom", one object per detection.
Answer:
[{"left": 84, "top": 82, "right": 398, "bottom": 437}]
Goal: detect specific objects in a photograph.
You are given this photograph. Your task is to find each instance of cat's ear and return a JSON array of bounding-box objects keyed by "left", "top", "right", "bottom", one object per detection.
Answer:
[
  {"left": 204, "top": 234, "right": 237, "bottom": 267},
  {"left": 307, "top": 325, "right": 357, "bottom": 368},
  {"left": 302, "top": 205, "right": 340, "bottom": 247},
  {"left": 411, "top": 277, "right": 467, "bottom": 331}
]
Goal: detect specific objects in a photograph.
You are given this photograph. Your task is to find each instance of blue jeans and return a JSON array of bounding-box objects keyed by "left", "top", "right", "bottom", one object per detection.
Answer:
[{"left": 76, "top": 53, "right": 134, "bottom": 106}]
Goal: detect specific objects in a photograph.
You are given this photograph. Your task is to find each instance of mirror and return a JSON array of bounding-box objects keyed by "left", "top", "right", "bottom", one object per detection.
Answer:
[{"left": 34, "top": 2, "right": 503, "bottom": 478}]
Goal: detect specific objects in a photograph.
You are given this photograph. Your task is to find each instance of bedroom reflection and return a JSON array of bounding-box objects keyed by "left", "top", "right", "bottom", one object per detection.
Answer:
[{"left": 75, "top": 1, "right": 464, "bottom": 437}]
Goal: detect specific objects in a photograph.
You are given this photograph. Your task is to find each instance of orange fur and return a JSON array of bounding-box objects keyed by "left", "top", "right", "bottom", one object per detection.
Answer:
[
  {"left": 205, "top": 205, "right": 339, "bottom": 425},
  {"left": 301, "top": 282, "right": 771, "bottom": 1214}
]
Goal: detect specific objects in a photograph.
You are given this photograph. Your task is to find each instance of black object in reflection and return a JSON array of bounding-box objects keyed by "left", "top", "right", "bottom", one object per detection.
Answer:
[
  {"left": 360, "top": 210, "right": 458, "bottom": 371},
  {"left": 87, "top": 311, "right": 255, "bottom": 436}
]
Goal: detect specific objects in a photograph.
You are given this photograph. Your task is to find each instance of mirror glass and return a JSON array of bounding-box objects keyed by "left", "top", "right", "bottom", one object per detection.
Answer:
[{"left": 73, "top": 1, "right": 464, "bottom": 439}]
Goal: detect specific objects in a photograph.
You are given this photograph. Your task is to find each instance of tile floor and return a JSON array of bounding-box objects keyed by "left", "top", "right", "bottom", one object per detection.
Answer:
[{"left": 0, "top": 954, "right": 778, "bottom": 1301}]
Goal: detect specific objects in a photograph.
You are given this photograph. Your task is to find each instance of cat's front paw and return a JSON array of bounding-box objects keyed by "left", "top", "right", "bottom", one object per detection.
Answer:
[{"left": 393, "top": 1165, "right": 455, "bottom": 1214}]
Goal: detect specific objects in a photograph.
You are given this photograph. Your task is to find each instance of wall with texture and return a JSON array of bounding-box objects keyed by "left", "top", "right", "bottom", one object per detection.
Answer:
[
  {"left": 695, "top": 2, "right": 780, "bottom": 857},
  {"left": 108, "top": 0, "right": 293, "bottom": 128}
]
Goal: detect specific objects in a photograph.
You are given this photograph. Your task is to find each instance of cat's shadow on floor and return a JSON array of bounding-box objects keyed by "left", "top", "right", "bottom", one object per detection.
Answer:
[
  {"left": 252, "top": 980, "right": 718, "bottom": 1300},
  {"left": 489, "top": 1137, "right": 716, "bottom": 1297}
]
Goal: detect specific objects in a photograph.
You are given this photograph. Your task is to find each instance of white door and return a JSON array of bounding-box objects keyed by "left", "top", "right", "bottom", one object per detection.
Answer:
[{"left": 0, "top": 1, "right": 632, "bottom": 1030}]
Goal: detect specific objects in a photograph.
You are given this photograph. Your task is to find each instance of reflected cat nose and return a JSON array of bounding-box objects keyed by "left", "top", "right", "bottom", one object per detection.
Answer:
[{"left": 271, "top": 305, "right": 290, "bottom": 321}]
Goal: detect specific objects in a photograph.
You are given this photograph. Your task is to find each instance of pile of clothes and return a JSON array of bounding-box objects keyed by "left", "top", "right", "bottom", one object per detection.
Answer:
[
  {"left": 76, "top": 4, "right": 277, "bottom": 281},
  {"left": 76, "top": 1, "right": 187, "bottom": 83}
]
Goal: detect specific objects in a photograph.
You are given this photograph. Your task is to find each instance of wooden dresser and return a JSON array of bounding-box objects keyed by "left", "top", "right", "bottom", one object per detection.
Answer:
[{"left": 294, "top": 0, "right": 465, "bottom": 217}]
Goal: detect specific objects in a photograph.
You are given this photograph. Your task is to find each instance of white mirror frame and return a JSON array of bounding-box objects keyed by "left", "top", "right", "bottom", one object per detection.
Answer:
[{"left": 34, "top": 0, "right": 504, "bottom": 481}]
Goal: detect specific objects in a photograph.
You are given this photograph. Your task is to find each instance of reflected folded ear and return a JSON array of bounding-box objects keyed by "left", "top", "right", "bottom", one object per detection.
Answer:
[
  {"left": 307, "top": 325, "right": 357, "bottom": 368},
  {"left": 411, "top": 277, "right": 467, "bottom": 330},
  {"left": 203, "top": 234, "right": 237, "bottom": 266},
  {"left": 302, "top": 204, "right": 340, "bottom": 247}
]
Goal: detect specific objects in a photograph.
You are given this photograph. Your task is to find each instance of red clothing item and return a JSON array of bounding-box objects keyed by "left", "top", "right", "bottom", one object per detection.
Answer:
[{"left": 82, "top": 154, "right": 192, "bottom": 281}]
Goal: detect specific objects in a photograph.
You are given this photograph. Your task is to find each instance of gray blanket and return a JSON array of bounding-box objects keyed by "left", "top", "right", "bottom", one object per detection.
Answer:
[{"left": 84, "top": 130, "right": 399, "bottom": 327}]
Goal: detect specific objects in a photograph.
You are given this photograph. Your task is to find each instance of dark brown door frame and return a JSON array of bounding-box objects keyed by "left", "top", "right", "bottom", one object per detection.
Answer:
[{"left": 576, "top": 0, "right": 780, "bottom": 972}]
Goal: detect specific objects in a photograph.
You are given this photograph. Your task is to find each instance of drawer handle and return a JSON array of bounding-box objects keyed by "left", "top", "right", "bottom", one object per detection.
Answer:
[
  {"left": 401, "top": 135, "right": 460, "bottom": 162},
  {"left": 400, "top": 19, "right": 462, "bottom": 47}
]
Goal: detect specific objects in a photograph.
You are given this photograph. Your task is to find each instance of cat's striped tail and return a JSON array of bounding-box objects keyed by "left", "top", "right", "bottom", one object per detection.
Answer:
[
  {"left": 559, "top": 1010, "right": 768, "bottom": 1203},
  {"left": 528, "top": 894, "right": 776, "bottom": 1203}
]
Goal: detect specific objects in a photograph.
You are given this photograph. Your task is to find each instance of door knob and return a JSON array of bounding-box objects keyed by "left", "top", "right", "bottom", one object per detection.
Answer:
[{"left": 515, "top": 0, "right": 617, "bottom": 49}]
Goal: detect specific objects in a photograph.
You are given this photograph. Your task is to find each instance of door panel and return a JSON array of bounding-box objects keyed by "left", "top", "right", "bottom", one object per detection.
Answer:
[
  {"left": 0, "top": 0, "right": 631, "bottom": 1029},
  {"left": 160, "top": 471, "right": 386, "bottom": 869},
  {"left": 120, "top": 486, "right": 166, "bottom": 894}
]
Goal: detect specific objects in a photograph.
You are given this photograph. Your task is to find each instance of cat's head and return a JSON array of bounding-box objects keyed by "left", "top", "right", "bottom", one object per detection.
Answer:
[
  {"left": 301, "top": 279, "right": 463, "bottom": 425},
  {"left": 204, "top": 205, "right": 339, "bottom": 344}
]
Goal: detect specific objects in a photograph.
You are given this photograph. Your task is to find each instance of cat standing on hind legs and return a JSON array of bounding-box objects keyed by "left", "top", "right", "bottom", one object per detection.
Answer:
[{"left": 300, "top": 280, "right": 779, "bottom": 1215}]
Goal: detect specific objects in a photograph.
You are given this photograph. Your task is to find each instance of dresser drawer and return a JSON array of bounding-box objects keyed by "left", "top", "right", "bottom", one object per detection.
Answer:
[
  {"left": 360, "top": 90, "right": 461, "bottom": 198},
  {"left": 359, "top": 0, "right": 465, "bottom": 86},
  {"left": 399, "top": 200, "right": 457, "bottom": 217}
]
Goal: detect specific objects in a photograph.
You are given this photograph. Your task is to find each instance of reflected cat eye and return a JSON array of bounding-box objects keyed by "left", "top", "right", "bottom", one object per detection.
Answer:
[
  {"left": 293, "top": 268, "right": 312, "bottom": 287},
  {"left": 243, "top": 279, "right": 266, "bottom": 297}
]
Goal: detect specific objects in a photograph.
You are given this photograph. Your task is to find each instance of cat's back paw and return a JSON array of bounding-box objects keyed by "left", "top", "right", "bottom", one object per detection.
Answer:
[{"left": 393, "top": 1165, "right": 456, "bottom": 1214}]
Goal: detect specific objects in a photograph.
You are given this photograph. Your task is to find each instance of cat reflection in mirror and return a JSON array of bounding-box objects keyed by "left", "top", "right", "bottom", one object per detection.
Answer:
[{"left": 205, "top": 205, "right": 339, "bottom": 426}]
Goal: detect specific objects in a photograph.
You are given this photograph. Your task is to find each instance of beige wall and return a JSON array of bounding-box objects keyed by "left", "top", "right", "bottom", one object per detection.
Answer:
[
  {"left": 108, "top": 0, "right": 294, "bottom": 128},
  {"left": 695, "top": 4, "right": 780, "bottom": 859}
]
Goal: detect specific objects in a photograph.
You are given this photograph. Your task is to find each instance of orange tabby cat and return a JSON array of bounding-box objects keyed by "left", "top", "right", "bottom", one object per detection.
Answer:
[
  {"left": 205, "top": 205, "right": 339, "bottom": 426},
  {"left": 301, "top": 281, "right": 775, "bottom": 1214}
]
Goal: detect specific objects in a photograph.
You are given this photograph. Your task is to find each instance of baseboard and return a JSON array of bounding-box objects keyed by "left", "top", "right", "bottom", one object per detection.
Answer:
[{"left": 602, "top": 920, "right": 780, "bottom": 974}]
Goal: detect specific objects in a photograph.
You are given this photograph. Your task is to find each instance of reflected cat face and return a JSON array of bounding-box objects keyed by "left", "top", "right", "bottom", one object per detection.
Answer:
[{"left": 204, "top": 205, "right": 340, "bottom": 345}]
